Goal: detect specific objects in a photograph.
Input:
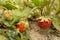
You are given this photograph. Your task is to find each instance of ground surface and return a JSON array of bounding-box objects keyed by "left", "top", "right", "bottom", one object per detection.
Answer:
[{"left": 29, "top": 22, "right": 60, "bottom": 40}]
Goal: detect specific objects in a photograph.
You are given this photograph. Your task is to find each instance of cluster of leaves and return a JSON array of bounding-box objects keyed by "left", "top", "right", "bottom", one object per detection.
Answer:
[
  {"left": 0, "top": 0, "right": 60, "bottom": 40},
  {"left": 0, "top": 0, "right": 32, "bottom": 40},
  {"left": 32, "top": 0, "right": 60, "bottom": 31}
]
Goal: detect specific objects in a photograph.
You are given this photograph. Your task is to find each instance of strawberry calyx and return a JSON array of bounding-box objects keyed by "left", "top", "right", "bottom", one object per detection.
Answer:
[{"left": 37, "top": 16, "right": 51, "bottom": 22}]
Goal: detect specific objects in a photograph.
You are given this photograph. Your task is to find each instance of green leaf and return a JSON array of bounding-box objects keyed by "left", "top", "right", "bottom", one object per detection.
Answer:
[
  {"left": 22, "top": 32, "right": 32, "bottom": 40},
  {"left": 0, "top": 0, "right": 18, "bottom": 10},
  {"left": 52, "top": 15, "right": 60, "bottom": 31},
  {"left": 32, "top": 0, "right": 50, "bottom": 8},
  {"left": 0, "top": 0, "right": 8, "bottom": 4},
  {"left": 21, "top": 7, "right": 31, "bottom": 18},
  {"left": 2, "top": 3, "right": 17, "bottom": 10},
  {"left": 12, "top": 7, "right": 31, "bottom": 18},
  {"left": 11, "top": 7, "right": 31, "bottom": 24},
  {"left": 0, "top": 35, "right": 7, "bottom": 40},
  {"left": 2, "top": 20, "right": 11, "bottom": 27},
  {"left": 17, "top": 0, "right": 24, "bottom": 7}
]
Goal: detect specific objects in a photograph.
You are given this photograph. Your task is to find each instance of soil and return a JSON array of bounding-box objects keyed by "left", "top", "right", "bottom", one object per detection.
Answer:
[{"left": 28, "top": 21, "right": 60, "bottom": 40}]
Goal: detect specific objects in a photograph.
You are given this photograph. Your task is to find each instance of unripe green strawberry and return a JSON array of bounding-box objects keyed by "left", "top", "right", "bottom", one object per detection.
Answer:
[
  {"left": 37, "top": 16, "right": 52, "bottom": 29},
  {"left": 4, "top": 10, "right": 12, "bottom": 20}
]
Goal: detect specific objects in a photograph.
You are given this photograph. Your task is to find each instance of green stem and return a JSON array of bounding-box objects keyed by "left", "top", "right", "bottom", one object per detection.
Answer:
[
  {"left": 30, "top": 7, "right": 37, "bottom": 13},
  {"left": 40, "top": 8, "right": 43, "bottom": 16}
]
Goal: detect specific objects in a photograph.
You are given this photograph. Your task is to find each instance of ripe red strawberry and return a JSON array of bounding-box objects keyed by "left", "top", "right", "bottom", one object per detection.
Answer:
[
  {"left": 18, "top": 23, "right": 26, "bottom": 32},
  {"left": 17, "top": 20, "right": 29, "bottom": 32},
  {"left": 37, "top": 16, "right": 52, "bottom": 29}
]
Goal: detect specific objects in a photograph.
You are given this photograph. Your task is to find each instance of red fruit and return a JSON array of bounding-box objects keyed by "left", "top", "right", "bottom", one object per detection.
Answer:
[
  {"left": 37, "top": 16, "right": 52, "bottom": 29},
  {"left": 18, "top": 23, "right": 26, "bottom": 32}
]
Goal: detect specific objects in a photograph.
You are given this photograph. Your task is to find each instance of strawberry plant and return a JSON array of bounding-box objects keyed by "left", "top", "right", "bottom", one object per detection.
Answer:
[
  {"left": 0, "top": 0, "right": 60, "bottom": 40},
  {"left": 31, "top": 0, "right": 60, "bottom": 30}
]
